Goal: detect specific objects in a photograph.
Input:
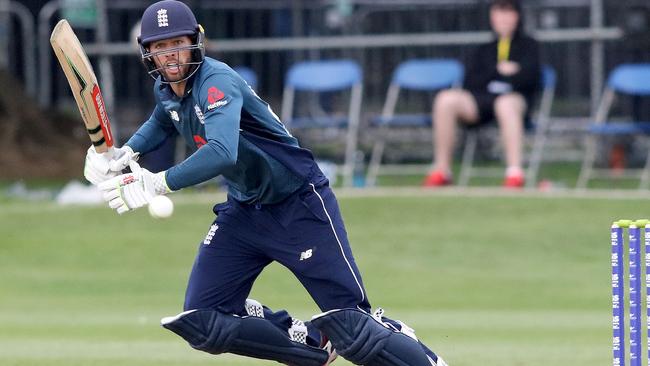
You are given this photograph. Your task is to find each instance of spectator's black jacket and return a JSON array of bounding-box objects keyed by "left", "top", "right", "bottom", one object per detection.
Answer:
[{"left": 463, "top": 32, "right": 541, "bottom": 100}]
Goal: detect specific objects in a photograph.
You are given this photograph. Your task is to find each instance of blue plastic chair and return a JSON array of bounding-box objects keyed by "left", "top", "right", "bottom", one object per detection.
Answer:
[
  {"left": 458, "top": 65, "right": 557, "bottom": 187},
  {"left": 233, "top": 66, "right": 258, "bottom": 91},
  {"left": 365, "top": 59, "right": 464, "bottom": 186},
  {"left": 577, "top": 63, "right": 650, "bottom": 189},
  {"left": 280, "top": 60, "right": 363, "bottom": 187}
]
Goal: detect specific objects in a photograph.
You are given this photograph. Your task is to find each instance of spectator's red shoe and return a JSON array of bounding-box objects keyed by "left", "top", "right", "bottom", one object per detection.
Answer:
[
  {"left": 423, "top": 171, "right": 452, "bottom": 187},
  {"left": 503, "top": 173, "right": 525, "bottom": 188}
]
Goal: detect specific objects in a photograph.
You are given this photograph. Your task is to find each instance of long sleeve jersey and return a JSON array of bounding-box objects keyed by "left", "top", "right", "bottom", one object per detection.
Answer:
[{"left": 126, "top": 57, "right": 325, "bottom": 204}]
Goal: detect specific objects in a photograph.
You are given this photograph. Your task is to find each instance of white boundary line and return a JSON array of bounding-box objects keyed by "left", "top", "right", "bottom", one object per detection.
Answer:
[
  {"left": 2, "top": 186, "right": 649, "bottom": 214},
  {"left": 332, "top": 186, "right": 650, "bottom": 200},
  {"left": 165, "top": 186, "right": 650, "bottom": 204}
]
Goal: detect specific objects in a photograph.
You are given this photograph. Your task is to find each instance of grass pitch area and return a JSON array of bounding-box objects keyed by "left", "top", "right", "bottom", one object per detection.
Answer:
[{"left": 0, "top": 189, "right": 645, "bottom": 365}]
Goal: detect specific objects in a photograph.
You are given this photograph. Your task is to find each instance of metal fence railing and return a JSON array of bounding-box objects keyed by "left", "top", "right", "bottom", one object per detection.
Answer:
[
  {"left": 10, "top": 0, "right": 648, "bottom": 143},
  {"left": 1, "top": 0, "right": 36, "bottom": 96}
]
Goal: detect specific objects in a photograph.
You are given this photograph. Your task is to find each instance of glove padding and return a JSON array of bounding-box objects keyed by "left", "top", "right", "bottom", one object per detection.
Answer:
[
  {"left": 84, "top": 145, "right": 139, "bottom": 185},
  {"left": 98, "top": 161, "right": 171, "bottom": 214}
]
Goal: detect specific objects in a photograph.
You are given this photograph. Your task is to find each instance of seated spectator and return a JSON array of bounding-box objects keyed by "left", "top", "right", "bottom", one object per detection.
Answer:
[{"left": 424, "top": 0, "right": 540, "bottom": 188}]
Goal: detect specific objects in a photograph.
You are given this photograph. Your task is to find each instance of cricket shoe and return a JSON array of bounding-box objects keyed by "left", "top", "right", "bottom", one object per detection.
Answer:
[
  {"left": 288, "top": 317, "right": 338, "bottom": 365},
  {"left": 244, "top": 299, "right": 336, "bottom": 364},
  {"left": 286, "top": 320, "right": 337, "bottom": 366},
  {"left": 244, "top": 298, "right": 265, "bottom": 318},
  {"left": 423, "top": 170, "right": 452, "bottom": 187}
]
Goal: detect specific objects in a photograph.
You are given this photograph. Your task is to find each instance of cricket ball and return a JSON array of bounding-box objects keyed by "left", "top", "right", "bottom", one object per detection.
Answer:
[{"left": 148, "top": 195, "right": 174, "bottom": 219}]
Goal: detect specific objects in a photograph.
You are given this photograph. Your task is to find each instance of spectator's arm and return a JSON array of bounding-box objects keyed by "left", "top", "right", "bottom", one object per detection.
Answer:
[{"left": 504, "top": 38, "right": 541, "bottom": 93}]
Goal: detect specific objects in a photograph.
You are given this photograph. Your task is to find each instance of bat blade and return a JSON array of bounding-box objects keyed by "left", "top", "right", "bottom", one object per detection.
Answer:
[{"left": 50, "top": 19, "right": 114, "bottom": 153}]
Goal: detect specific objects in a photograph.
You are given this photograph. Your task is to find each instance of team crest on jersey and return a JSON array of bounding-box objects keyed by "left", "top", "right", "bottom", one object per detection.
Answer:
[
  {"left": 206, "top": 86, "right": 228, "bottom": 110},
  {"left": 194, "top": 105, "right": 205, "bottom": 124}
]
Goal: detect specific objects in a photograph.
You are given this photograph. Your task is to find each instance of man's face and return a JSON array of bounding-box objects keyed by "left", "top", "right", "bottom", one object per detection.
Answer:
[
  {"left": 149, "top": 36, "right": 193, "bottom": 82},
  {"left": 490, "top": 6, "right": 519, "bottom": 38}
]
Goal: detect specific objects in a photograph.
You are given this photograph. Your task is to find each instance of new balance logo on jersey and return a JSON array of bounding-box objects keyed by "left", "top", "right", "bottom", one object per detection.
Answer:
[
  {"left": 203, "top": 224, "right": 218, "bottom": 245},
  {"left": 157, "top": 9, "right": 168, "bottom": 27},
  {"left": 299, "top": 249, "right": 313, "bottom": 261},
  {"left": 170, "top": 110, "right": 179, "bottom": 122}
]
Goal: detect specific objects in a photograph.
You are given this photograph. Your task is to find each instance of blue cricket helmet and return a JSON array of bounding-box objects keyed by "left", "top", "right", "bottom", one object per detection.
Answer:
[
  {"left": 138, "top": 0, "right": 205, "bottom": 83},
  {"left": 139, "top": 0, "right": 198, "bottom": 45}
]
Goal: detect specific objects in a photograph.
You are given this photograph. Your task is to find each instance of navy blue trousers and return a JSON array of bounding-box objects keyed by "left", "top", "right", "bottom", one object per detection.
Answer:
[{"left": 183, "top": 182, "right": 371, "bottom": 315}]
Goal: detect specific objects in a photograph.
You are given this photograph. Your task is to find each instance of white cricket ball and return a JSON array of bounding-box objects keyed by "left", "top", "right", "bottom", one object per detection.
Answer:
[{"left": 148, "top": 195, "right": 174, "bottom": 219}]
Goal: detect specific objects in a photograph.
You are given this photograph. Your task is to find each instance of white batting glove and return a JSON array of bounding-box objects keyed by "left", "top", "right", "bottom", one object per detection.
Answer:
[
  {"left": 98, "top": 161, "right": 171, "bottom": 214},
  {"left": 83, "top": 145, "right": 139, "bottom": 185},
  {"left": 108, "top": 145, "right": 139, "bottom": 172}
]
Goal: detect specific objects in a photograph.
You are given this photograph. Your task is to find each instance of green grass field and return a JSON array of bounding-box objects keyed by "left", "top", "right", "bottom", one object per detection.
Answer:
[{"left": 0, "top": 189, "right": 646, "bottom": 365}]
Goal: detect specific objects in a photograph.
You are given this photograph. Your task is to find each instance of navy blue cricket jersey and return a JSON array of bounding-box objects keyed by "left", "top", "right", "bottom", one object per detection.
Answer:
[
  {"left": 126, "top": 57, "right": 324, "bottom": 204},
  {"left": 126, "top": 57, "right": 370, "bottom": 313}
]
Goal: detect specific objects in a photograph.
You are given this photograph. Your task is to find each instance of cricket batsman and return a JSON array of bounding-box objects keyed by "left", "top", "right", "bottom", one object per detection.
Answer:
[{"left": 84, "top": 1, "right": 447, "bottom": 365}]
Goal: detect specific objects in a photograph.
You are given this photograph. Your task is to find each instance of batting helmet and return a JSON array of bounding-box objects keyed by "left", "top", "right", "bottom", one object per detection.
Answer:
[{"left": 138, "top": 0, "right": 205, "bottom": 83}]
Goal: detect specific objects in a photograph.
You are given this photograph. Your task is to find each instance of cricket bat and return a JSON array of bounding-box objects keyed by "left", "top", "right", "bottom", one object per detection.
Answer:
[{"left": 50, "top": 19, "right": 114, "bottom": 154}]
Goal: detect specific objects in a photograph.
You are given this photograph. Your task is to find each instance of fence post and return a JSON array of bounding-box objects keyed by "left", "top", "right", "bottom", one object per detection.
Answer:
[
  {"left": 38, "top": 0, "right": 61, "bottom": 107},
  {"left": 590, "top": 0, "right": 605, "bottom": 116},
  {"left": 9, "top": 1, "right": 37, "bottom": 97},
  {"left": 95, "top": 0, "right": 118, "bottom": 143},
  {"left": 0, "top": 0, "right": 9, "bottom": 70}
]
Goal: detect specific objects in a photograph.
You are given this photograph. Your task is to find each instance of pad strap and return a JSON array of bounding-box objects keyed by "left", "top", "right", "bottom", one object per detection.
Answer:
[
  {"left": 162, "top": 309, "right": 328, "bottom": 366},
  {"left": 311, "top": 308, "right": 436, "bottom": 366}
]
